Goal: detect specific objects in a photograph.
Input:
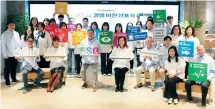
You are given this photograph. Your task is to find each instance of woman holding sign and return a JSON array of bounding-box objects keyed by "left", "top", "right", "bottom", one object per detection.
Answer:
[
  {"left": 110, "top": 36, "right": 134, "bottom": 92},
  {"left": 181, "top": 26, "right": 200, "bottom": 78},
  {"left": 35, "top": 22, "right": 52, "bottom": 68},
  {"left": 45, "top": 37, "right": 66, "bottom": 93},
  {"left": 100, "top": 22, "right": 113, "bottom": 76},
  {"left": 113, "top": 23, "right": 127, "bottom": 47},
  {"left": 164, "top": 46, "right": 185, "bottom": 105},
  {"left": 74, "top": 23, "right": 83, "bottom": 78},
  {"left": 170, "top": 25, "right": 183, "bottom": 47}
]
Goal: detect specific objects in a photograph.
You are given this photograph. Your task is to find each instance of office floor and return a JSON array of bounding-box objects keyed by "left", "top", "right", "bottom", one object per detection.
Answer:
[{"left": 1, "top": 72, "right": 215, "bottom": 109}]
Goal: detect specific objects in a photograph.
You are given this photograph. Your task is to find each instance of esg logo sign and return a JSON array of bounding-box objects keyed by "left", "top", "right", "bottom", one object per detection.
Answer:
[{"left": 80, "top": 47, "right": 100, "bottom": 55}]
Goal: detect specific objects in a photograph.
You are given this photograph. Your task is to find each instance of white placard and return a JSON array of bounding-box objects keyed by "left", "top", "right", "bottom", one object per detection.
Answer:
[
  {"left": 109, "top": 56, "right": 133, "bottom": 59},
  {"left": 153, "top": 27, "right": 167, "bottom": 42},
  {"left": 140, "top": 50, "right": 161, "bottom": 56}
]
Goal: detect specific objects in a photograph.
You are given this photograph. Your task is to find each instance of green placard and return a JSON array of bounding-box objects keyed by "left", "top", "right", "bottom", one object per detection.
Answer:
[
  {"left": 99, "top": 31, "right": 113, "bottom": 44},
  {"left": 188, "top": 62, "right": 208, "bottom": 82},
  {"left": 153, "top": 10, "right": 166, "bottom": 22}
]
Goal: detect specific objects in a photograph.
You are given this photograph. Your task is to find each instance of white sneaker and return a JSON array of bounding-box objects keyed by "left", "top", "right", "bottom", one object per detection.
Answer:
[
  {"left": 173, "top": 99, "right": 178, "bottom": 105},
  {"left": 108, "top": 74, "right": 112, "bottom": 76},
  {"left": 102, "top": 74, "right": 106, "bottom": 76},
  {"left": 78, "top": 75, "right": 81, "bottom": 78},
  {"left": 130, "top": 69, "right": 134, "bottom": 74},
  {"left": 168, "top": 98, "right": 173, "bottom": 105}
]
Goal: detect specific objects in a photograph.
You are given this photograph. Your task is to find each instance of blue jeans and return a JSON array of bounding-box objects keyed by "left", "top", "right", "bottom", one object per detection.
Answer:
[
  {"left": 22, "top": 68, "right": 44, "bottom": 88},
  {"left": 68, "top": 48, "right": 74, "bottom": 71}
]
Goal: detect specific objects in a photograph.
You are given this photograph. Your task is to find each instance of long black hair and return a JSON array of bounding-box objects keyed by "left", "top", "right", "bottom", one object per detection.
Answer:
[
  {"left": 29, "top": 17, "right": 38, "bottom": 28},
  {"left": 167, "top": 46, "right": 179, "bottom": 62},
  {"left": 101, "top": 22, "right": 109, "bottom": 31},
  {"left": 90, "top": 22, "right": 99, "bottom": 29},
  {"left": 185, "top": 25, "right": 195, "bottom": 37},
  {"left": 24, "top": 26, "right": 34, "bottom": 41},
  {"left": 171, "top": 25, "right": 182, "bottom": 36},
  {"left": 115, "top": 23, "right": 123, "bottom": 33}
]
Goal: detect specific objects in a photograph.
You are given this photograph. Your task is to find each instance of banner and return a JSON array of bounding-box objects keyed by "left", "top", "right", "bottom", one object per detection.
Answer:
[
  {"left": 45, "top": 24, "right": 58, "bottom": 38},
  {"left": 72, "top": 31, "right": 87, "bottom": 45},
  {"left": 55, "top": 2, "right": 68, "bottom": 14},
  {"left": 127, "top": 26, "right": 140, "bottom": 34},
  {"left": 80, "top": 46, "right": 100, "bottom": 56},
  {"left": 94, "top": 29, "right": 100, "bottom": 40},
  {"left": 153, "top": 10, "right": 166, "bottom": 22},
  {"left": 54, "top": 28, "right": 68, "bottom": 42},
  {"left": 67, "top": 24, "right": 76, "bottom": 32},
  {"left": 113, "top": 32, "right": 127, "bottom": 46},
  {"left": 153, "top": 27, "right": 167, "bottom": 42},
  {"left": 127, "top": 32, "right": 147, "bottom": 41},
  {"left": 188, "top": 62, "right": 208, "bottom": 82},
  {"left": 99, "top": 31, "right": 113, "bottom": 44},
  {"left": 178, "top": 41, "right": 194, "bottom": 57}
]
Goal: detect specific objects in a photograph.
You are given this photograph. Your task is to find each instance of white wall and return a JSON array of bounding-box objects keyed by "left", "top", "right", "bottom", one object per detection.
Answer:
[
  {"left": 206, "top": 1, "right": 215, "bottom": 33},
  {"left": 0, "top": 1, "right": 7, "bottom": 74}
]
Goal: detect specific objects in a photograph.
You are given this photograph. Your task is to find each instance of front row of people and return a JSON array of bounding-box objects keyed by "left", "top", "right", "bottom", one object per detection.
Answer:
[{"left": 15, "top": 29, "right": 214, "bottom": 108}]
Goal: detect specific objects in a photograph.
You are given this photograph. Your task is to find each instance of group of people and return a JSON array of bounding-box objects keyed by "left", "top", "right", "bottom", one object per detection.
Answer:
[{"left": 1, "top": 14, "right": 215, "bottom": 108}]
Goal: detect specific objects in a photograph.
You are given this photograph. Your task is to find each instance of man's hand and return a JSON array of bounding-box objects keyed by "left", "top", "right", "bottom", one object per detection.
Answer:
[
  {"left": 144, "top": 56, "right": 148, "bottom": 61},
  {"left": 148, "top": 56, "right": 152, "bottom": 61},
  {"left": 15, "top": 56, "right": 21, "bottom": 60},
  {"left": 4, "top": 56, "right": 8, "bottom": 59}
]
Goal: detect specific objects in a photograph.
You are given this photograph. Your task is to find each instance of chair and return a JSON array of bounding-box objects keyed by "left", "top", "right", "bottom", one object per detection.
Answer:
[{"left": 205, "top": 35, "right": 215, "bottom": 39}]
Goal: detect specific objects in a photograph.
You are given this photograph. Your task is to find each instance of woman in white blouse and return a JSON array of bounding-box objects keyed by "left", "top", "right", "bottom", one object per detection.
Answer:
[
  {"left": 110, "top": 36, "right": 134, "bottom": 92},
  {"left": 181, "top": 26, "right": 200, "bottom": 78},
  {"left": 45, "top": 37, "right": 67, "bottom": 93},
  {"left": 20, "top": 26, "right": 34, "bottom": 49},
  {"left": 35, "top": 22, "right": 52, "bottom": 68},
  {"left": 29, "top": 17, "right": 38, "bottom": 37},
  {"left": 170, "top": 25, "right": 183, "bottom": 47},
  {"left": 164, "top": 46, "right": 185, "bottom": 105}
]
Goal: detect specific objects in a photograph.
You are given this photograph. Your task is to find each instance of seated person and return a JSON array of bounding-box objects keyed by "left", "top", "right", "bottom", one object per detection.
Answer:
[
  {"left": 158, "top": 36, "right": 172, "bottom": 87},
  {"left": 16, "top": 37, "right": 44, "bottom": 94},
  {"left": 164, "top": 46, "right": 185, "bottom": 105},
  {"left": 110, "top": 36, "right": 134, "bottom": 92},
  {"left": 134, "top": 37, "right": 159, "bottom": 91},
  {"left": 185, "top": 45, "right": 215, "bottom": 108},
  {"left": 45, "top": 37, "right": 67, "bottom": 93}
]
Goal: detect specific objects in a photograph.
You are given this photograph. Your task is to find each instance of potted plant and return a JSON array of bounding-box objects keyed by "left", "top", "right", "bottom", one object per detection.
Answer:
[{"left": 1, "top": 14, "right": 29, "bottom": 35}]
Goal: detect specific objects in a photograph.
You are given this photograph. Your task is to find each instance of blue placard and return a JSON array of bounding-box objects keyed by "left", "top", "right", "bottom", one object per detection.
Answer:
[
  {"left": 127, "top": 32, "right": 147, "bottom": 41},
  {"left": 94, "top": 29, "right": 100, "bottom": 40},
  {"left": 178, "top": 41, "right": 194, "bottom": 57},
  {"left": 127, "top": 26, "right": 140, "bottom": 34}
]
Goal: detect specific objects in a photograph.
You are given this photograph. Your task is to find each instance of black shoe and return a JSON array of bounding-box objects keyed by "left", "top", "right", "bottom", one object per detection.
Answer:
[
  {"left": 5, "top": 81, "right": 10, "bottom": 86},
  {"left": 12, "top": 79, "right": 20, "bottom": 82},
  {"left": 202, "top": 102, "right": 206, "bottom": 108},
  {"left": 119, "top": 86, "right": 124, "bottom": 92},
  {"left": 115, "top": 86, "right": 119, "bottom": 92}
]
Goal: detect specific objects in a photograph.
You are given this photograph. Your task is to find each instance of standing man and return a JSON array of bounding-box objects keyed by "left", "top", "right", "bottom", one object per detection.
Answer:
[
  {"left": 1, "top": 20, "right": 21, "bottom": 86},
  {"left": 166, "top": 16, "right": 174, "bottom": 35},
  {"left": 185, "top": 45, "right": 215, "bottom": 108},
  {"left": 82, "top": 17, "right": 90, "bottom": 31},
  {"left": 80, "top": 28, "right": 101, "bottom": 92}
]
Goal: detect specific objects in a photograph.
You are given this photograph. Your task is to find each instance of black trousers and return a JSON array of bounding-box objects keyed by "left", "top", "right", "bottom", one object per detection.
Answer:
[
  {"left": 185, "top": 62, "right": 189, "bottom": 79},
  {"left": 101, "top": 53, "right": 112, "bottom": 74},
  {"left": 74, "top": 54, "right": 82, "bottom": 74},
  {"left": 185, "top": 80, "right": 210, "bottom": 104},
  {"left": 129, "top": 51, "right": 135, "bottom": 69},
  {"left": 38, "top": 56, "right": 50, "bottom": 68},
  {"left": 114, "top": 67, "right": 129, "bottom": 88},
  {"left": 164, "top": 75, "right": 182, "bottom": 99},
  {"left": 4, "top": 57, "right": 18, "bottom": 82}
]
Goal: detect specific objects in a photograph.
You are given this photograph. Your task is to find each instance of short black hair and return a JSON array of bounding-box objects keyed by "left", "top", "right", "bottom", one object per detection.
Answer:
[
  {"left": 185, "top": 25, "right": 195, "bottom": 37},
  {"left": 59, "top": 22, "right": 67, "bottom": 28},
  {"left": 7, "top": 20, "right": 15, "bottom": 25},
  {"left": 43, "top": 18, "right": 49, "bottom": 22},
  {"left": 83, "top": 17, "right": 88, "bottom": 21},
  {"left": 87, "top": 28, "right": 94, "bottom": 33},
  {"left": 101, "top": 22, "right": 109, "bottom": 31},
  {"left": 52, "top": 36, "right": 60, "bottom": 42},
  {"left": 76, "top": 23, "right": 82, "bottom": 28},
  {"left": 164, "top": 36, "right": 172, "bottom": 41},
  {"left": 90, "top": 22, "right": 99, "bottom": 29},
  {"left": 115, "top": 23, "right": 123, "bottom": 33},
  {"left": 58, "top": 14, "right": 64, "bottom": 18},
  {"left": 171, "top": 25, "right": 182, "bottom": 35},
  {"left": 147, "top": 16, "right": 153, "bottom": 20},
  {"left": 38, "top": 22, "right": 45, "bottom": 30},
  {"left": 27, "top": 36, "right": 34, "bottom": 41},
  {"left": 146, "top": 19, "right": 154, "bottom": 25},
  {"left": 167, "top": 16, "right": 173, "bottom": 20},
  {"left": 49, "top": 18, "right": 56, "bottom": 25}
]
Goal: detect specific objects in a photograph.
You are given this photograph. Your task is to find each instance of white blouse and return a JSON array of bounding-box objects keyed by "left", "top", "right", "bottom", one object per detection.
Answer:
[
  {"left": 45, "top": 46, "right": 67, "bottom": 70},
  {"left": 109, "top": 47, "right": 134, "bottom": 69},
  {"left": 165, "top": 57, "right": 186, "bottom": 79}
]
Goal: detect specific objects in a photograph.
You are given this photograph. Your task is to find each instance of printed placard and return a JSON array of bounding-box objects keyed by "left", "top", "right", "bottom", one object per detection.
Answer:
[
  {"left": 67, "top": 24, "right": 76, "bottom": 32},
  {"left": 99, "top": 31, "right": 113, "bottom": 44},
  {"left": 188, "top": 62, "right": 208, "bottom": 82},
  {"left": 72, "top": 31, "right": 87, "bottom": 45},
  {"left": 94, "top": 29, "right": 100, "bottom": 40},
  {"left": 55, "top": 2, "right": 68, "bottom": 14},
  {"left": 127, "top": 26, "right": 140, "bottom": 34},
  {"left": 113, "top": 32, "right": 127, "bottom": 46},
  {"left": 178, "top": 41, "right": 194, "bottom": 57},
  {"left": 80, "top": 46, "right": 100, "bottom": 56},
  {"left": 54, "top": 28, "right": 68, "bottom": 42},
  {"left": 153, "top": 10, "right": 166, "bottom": 22},
  {"left": 127, "top": 32, "right": 147, "bottom": 41},
  {"left": 45, "top": 24, "right": 58, "bottom": 38},
  {"left": 153, "top": 27, "right": 167, "bottom": 42}
]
